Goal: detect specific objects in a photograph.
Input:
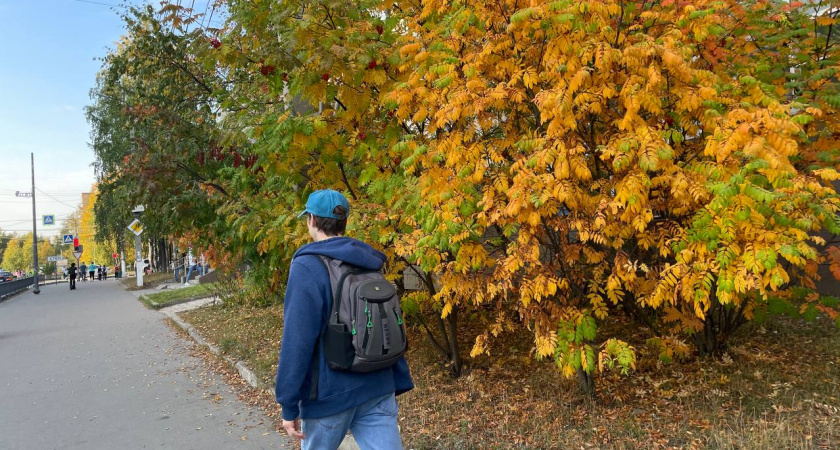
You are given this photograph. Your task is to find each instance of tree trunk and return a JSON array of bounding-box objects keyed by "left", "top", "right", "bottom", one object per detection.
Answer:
[
  {"left": 157, "top": 238, "right": 169, "bottom": 271},
  {"left": 446, "top": 307, "right": 463, "bottom": 376},
  {"left": 436, "top": 314, "right": 451, "bottom": 353},
  {"left": 576, "top": 367, "right": 595, "bottom": 396},
  {"left": 147, "top": 238, "right": 155, "bottom": 270},
  {"left": 693, "top": 314, "right": 721, "bottom": 357}
]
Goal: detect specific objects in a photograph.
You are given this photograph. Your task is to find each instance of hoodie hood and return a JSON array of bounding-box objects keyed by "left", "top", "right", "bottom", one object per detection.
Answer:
[{"left": 293, "top": 237, "right": 385, "bottom": 270}]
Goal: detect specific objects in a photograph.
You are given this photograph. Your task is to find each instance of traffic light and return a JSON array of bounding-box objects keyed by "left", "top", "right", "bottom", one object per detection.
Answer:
[{"left": 73, "top": 238, "right": 80, "bottom": 252}]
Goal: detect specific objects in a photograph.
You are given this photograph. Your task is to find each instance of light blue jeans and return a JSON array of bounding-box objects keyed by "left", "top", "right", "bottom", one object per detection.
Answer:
[
  {"left": 301, "top": 393, "right": 402, "bottom": 450},
  {"left": 184, "top": 264, "right": 204, "bottom": 283}
]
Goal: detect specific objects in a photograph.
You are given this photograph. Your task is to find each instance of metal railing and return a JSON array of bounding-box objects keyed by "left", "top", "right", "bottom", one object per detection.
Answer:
[{"left": 0, "top": 277, "right": 37, "bottom": 299}]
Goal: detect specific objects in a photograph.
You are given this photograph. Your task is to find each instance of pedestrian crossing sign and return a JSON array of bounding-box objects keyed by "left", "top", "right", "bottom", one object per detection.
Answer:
[
  {"left": 63, "top": 234, "right": 73, "bottom": 244},
  {"left": 43, "top": 215, "right": 55, "bottom": 225}
]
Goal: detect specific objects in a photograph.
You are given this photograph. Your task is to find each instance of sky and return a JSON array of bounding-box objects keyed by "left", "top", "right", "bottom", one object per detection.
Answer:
[
  {"left": 0, "top": 0, "right": 219, "bottom": 241},
  {"left": 0, "top": 0, "right": 142, "bottom": 240}
]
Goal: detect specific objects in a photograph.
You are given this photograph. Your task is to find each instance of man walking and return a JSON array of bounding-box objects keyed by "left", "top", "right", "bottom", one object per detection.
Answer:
[
  {"left": 88, "top": 262, "right": 96, "bottom": 281},
  {"left": 68, "top": 263, "right": 77, "bottom": 290},
  {"left": 79, "top": 262, "right": 87, "bottom": 282},
  {"left": 275, "top": 189, "right": 413, "bottom": 450}
]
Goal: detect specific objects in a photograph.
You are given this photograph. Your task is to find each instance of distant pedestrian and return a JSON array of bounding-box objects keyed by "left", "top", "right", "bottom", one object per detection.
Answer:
[
  {"left": 80, "top": 262, "right": 87, "bottom": 281},
  {"left": 88, "top": 263, "right": 96, "bottom": 281},
  {"left": 103, "top": 266, "right": 108, "bottom": 280},
  {"left": 68, "top": 263, "right": 77, "bottom": 290}
]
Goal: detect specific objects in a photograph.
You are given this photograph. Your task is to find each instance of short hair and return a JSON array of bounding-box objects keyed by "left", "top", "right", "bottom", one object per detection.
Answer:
[{"left": 312, "top": 205, "right": 347, "bottom": 236}]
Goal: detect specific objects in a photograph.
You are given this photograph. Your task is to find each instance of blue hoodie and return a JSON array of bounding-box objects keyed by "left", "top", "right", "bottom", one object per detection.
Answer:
[{"left": 275, "top": 237, "right": 414, "bottom": 420}]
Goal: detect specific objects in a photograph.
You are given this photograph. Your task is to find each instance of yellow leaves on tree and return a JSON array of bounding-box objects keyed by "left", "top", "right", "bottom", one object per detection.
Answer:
[{"left": 387, "top": 0, "right": 840, "bottom": 371}]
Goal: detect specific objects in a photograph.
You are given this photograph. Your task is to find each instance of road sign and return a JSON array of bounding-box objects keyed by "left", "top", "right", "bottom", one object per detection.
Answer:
[
  {"left": 73, "top": 251, "right": 83, "bottom": 261},
  {"left": 47, "top": 256, "right": 65, "bottom": 262},
  {"left": 63, "top": 234, "right": 74, "bottom": 244},
  {"left": 43, "top": 215, "right": 55, "bottom": 225},
  {"left": 15, "top": 191, "right": 32, "bottom": 198},
  {"left": 127, "top": 218, "right": 144, "bottom": 236}
]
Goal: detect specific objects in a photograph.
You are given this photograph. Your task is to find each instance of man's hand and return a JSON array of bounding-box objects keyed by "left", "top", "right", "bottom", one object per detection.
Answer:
[{"left": 282, "top": 419, "right": 305, "bottom": 440}]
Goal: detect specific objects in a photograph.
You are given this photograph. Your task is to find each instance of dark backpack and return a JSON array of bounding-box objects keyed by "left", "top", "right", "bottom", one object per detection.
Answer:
[{"left": 317, "top": 256, "right": 407, "bottom": 373}]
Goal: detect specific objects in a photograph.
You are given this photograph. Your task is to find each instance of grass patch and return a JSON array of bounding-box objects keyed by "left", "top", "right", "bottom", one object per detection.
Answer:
[
  {"left": 177, "top": 303, "right": 840, "bottom": 449},
  {"left": 120, "top": 271, "right": 173, "bottom": 291},
  {"left": 142, "top": 283, "right": 217, "bottom": 308}
]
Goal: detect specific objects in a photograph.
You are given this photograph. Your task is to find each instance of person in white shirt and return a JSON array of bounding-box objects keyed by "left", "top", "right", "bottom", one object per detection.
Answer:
[{"left": 184, "top": 248, "right": 204, "bottom": 285}]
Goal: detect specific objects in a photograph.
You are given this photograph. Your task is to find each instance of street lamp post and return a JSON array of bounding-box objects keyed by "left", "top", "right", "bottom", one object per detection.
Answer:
[{"left": 30, "top": 153, "right": 40, "bottom": 295}]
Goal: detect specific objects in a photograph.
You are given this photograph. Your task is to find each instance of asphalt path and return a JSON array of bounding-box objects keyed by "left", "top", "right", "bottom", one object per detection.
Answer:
[{"left": 0, "top": 278, "right": 291, "bottom": 449}]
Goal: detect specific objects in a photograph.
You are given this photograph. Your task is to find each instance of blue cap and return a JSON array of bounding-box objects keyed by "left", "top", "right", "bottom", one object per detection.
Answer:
[{"left": 298, "top": 189, "right": 350, "bottom": 219}]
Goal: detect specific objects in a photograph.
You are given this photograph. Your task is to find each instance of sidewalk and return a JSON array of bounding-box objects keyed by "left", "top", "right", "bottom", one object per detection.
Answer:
[{"left": 0, "top": 279, "right": 286, "bottom": 449}]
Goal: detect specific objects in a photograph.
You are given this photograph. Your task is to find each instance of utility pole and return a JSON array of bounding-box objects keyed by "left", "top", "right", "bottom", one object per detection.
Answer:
[
  {"left": 30, "top": 153, "right": 40, "bottom": 294},
  {"left": 130, "top": 205, "right": 145, "bottom": 287}
]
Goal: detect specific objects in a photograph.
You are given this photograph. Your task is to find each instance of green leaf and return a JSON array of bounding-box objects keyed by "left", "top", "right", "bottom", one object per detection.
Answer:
[
  {"left": 434, "top": 74, "right": 454, "bottom": 89},
  {"left": 581, "top": 315, "right": 597, "bottom": 341},
  {"left": 584, "top": 345, "right": 596, "bottom": 374},
  {"left": 511, "top": 7, "right": 537, "bottom": 22}
]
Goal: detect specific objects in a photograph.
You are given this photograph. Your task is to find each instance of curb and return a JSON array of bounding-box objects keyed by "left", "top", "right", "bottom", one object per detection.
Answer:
[
  {"left": 161, "top": 308, "right": 264, "bottom": 387},
  {"left": 143, "top": 295, "right": 213, "bottom": 310}
]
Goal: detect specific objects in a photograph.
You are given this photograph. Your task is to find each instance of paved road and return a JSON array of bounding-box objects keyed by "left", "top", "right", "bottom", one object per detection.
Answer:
[{"left": 0, "top": 278, "right": 291, "bottom": 449}]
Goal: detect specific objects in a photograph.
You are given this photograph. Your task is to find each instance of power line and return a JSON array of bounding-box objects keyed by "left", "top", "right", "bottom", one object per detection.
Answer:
[
  {"left": 73, "top": 0, "right": 124, "bottom": 7},
  {"left": 184, "top": 0, "right": 197, "bottom": 34},
  {"left": 0, "top": 216, "right": 73, "bottom": 223},
  {"left": 0, "top": 193, "right": 82, "bottom": 197},
  {"left": 36, "top": 188, "right": 81, "bottom": 209},
  {"left": 198, "top": 0, "right": 211, "bottom": 30},
  {"left": 0, "top": 200, "right": 81, "bottom": 205}
]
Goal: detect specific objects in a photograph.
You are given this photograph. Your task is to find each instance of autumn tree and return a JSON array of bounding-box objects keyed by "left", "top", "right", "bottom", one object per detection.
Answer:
[
  {"left": 206, "top": 0, "right": 480, "bottom": 370},
  {"left": 88, "top": 5, "right": 242, "bottom": 273},
  {"left": 696, "top": 0, "right": 840, "bottom": 340},
  {"left": 92, "top": 0, "right": 840, "bottom": 394},
  {"left": 2, "top": 237, "right": 28, "bottom": 273},
  {"left": 389, "top": 0, "right": 840, "bottom": 391},
  {"left": 0, "top": 234, "right": 54, "bottom": 274},
  {"left": 0, "top": 230, "right": 11, "bottom": 264}
]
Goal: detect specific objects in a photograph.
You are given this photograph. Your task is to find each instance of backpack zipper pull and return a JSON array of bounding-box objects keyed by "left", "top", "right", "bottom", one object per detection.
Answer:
[
  {"left": 351, "top": 318, "right": 357, "bottom": 335},
  {"left": 366, "top": 300, "right": 373, "bottom": 328}
]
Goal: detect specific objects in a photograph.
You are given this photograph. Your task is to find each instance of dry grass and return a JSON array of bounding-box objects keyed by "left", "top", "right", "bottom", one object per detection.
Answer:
[
  {"left": 178, "top": 303, "right": 840, "bottom": 449},
  {"left": 180, "top": 304, "right": 282, "bottom": 388}
]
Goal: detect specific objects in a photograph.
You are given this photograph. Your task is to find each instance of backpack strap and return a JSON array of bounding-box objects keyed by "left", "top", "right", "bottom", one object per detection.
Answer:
[{"left": 308, "top": 256, "right": 333, "bottom": 400}]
